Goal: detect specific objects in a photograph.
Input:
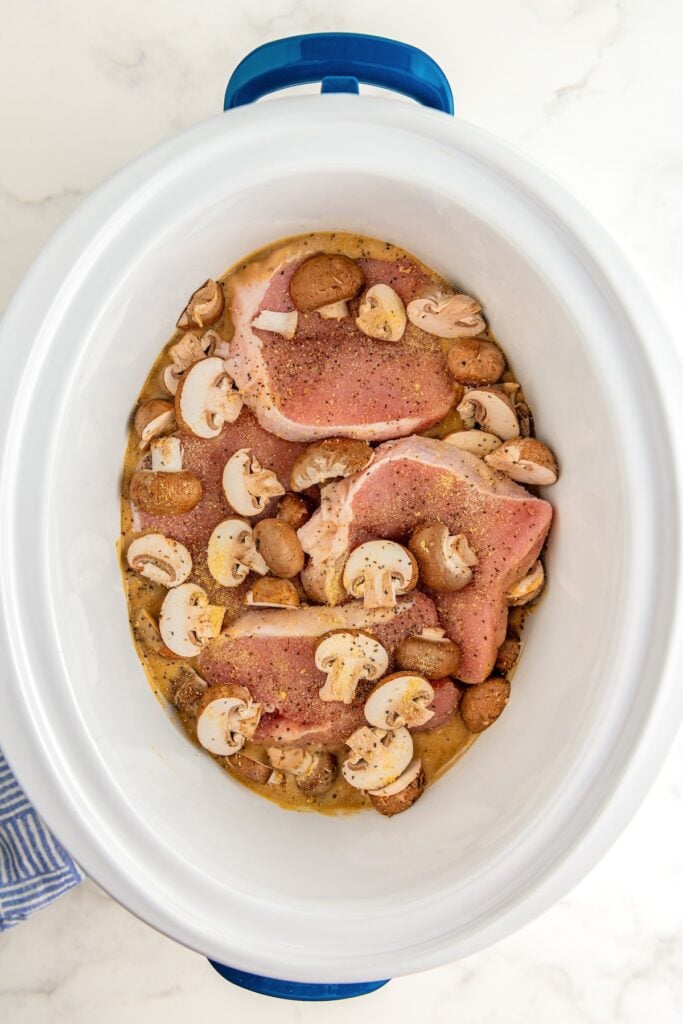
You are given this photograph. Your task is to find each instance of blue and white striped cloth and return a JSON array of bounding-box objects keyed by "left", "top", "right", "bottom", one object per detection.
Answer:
[{"left": 0, "top": 750, "right": 82, "bottom": 931}]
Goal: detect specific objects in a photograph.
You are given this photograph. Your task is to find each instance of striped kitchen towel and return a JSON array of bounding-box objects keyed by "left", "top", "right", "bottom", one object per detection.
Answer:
[{"left": 0, "top": 750, "right": 82, "bottom": 931}]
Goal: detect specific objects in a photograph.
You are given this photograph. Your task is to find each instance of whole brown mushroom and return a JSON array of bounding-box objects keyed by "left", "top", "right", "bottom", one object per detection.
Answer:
[
  {"left": 460, "top": 677, "right": 511, "bottom": 733},
  {"left": 290, "top": 254, "right": 364, "bottom": 312},
  {"left": 277, "top": 493, "right": 312, "bottom": 529},
  {"left": 447, "top": 337, "right": 505, "bottom": 385},
  {"left": 253, "top": 519, "right": 305, "bottom": 578},
  {"left": 395, "top": 627, "right": 460, "bottom": 678}
]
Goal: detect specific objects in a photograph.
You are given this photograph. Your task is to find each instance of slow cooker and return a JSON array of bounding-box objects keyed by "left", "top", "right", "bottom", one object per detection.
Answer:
[{"left": 0, "top": 33, "right": 681, "bottom": 1001}]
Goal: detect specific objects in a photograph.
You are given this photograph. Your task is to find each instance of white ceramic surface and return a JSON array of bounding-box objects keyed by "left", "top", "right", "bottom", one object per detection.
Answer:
[{"left": 1, "top": 3, "right": 682, "bottom": 999}]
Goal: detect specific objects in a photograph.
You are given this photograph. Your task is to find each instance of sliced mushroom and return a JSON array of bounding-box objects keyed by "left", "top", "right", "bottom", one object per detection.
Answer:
[
  {"left": 244, "top": 577, "right": 300, "bottom": 608},
  {"left": 314, "top": 630, "right": 389, "bottom": 704},
  {"left": 159, "top": 583, "right": 225, "bottom": 657},
  {"left": 225, "top": 751, "right": 273, "bottom": 785},
  {"left": 460, "top": 677, "right": 510, "bottom": 733},
  {"left": 409, "top": 523, "right": 477, "bottom": 592},
  {"left": 356, "top": 284, "right": 407, "bottom": 342},
  {"left": 342, "top": 725, "right": 413, "bottom": 792},
  {"left": 170, "top": 667, "right": 207, "bottom": 714},
  {"left": 506, "top": 560, "right": 545, "bottom": 606},
  {"left": 276, "top": 493, "right": 312, "bottom": 529},
  {"left": 252, "top": 519, "right": 304, "bottom": 578},
  {"left": 150, "top": 436, "right": 182, "bottom": 471},
  {"left": 251, "top": 309, "right": 298, "bottom": 339},
  {"left": 406, "top": 289, "right": 485, "bottom": 339},
  {"left": 290, "top": 253, "right": 364, "bottom": 312},
  {"left": 177, "top": 279, "right": 224, "bottom": 330},
  {"left": 126, "top": 533, "right": 192, "bottom": 587},
  {"left": 364, "top": 673, "right": 435, "bottom": 730},
  {"left": 395, "top": 627, "right": 460, "bottom": 678},
  {"left": 317, "top": 300, "right": 348, "bottom": 320},
  {"left": 175, "top": 357, "right": 242, "bottom": 439},
  {"left": 163, "top": 331, "right": 219, "bottom": 395},
  {"left": 457, "top": 387, "right": 520, "bottom": 441},
  {"left": 446, "top": 337, "right": 505, "bottom": 384},
  {"left": 129, "top": 438, "right": 202, "bottom": 515},
  {"left": 442, "top": 430, "right": 503, "bottom": 458},
  {"left": 134, "top": 399, "right": 175, "bottom": 448},
  {"left": 485, "top": 438, "right": 558, "bottom": 485},
  {"left": 222, "top": 449, "right": 285, "bottom": 517},
  {"left": 132, "top": 608, "right": 179, "bottom": 659},
  {"left": 342, "top": 541, "right": 418, "bottom": 609},
  {"left": 495, "top": 637, "right": 522, "bottom": 675},
  {"left": 368, "top": 758, "right": 426, "bottom": 817},
  {"left": 207, "top": 518, "right": 268, "bottom": 587},
  {"left": 195, "top": 684, "right": 261, "bottom": 756},
  {"left": 268, "top": 747, "right": 338, "bottom": 796},
  {"left": 290, "top": 438, "right": 373, "bottom": 492}
]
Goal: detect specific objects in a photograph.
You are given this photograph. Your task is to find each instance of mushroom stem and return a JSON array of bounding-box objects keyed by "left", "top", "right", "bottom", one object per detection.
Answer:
[{"left": 363, "top": 565, "right": 397, "bottom": 609}]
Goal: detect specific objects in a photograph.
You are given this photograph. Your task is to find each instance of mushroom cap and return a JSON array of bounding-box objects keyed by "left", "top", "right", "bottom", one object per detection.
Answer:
[
  {"left": 196, "top": 683, "right": 262, "bottom": 756},
  {"left": 456, "top": 387, "right": 520, "bottom": 441},
  {"left": 175, "top": 357, "right": 242, "bottom": 439},
  {"left": 129, "top": 469, "right": 202, "bottom": 516},
  {"left": 364, "top": 672, "right": 435, "bottom": 730},
  {"left": 315, "top": 629, "right": 389, "bottom": 704},
  {"left": 290, "top": 253, "right": 364, "bottom": 312},
  {"left": 342, "top": 540, "right": 418, "bottom": 608},
  {"left": 251, "top": 309, "right": 298, "bottom": 339},
  {"left": 369, "top": 759, "right": 426, "bottom": 817},
  {"left": 395, "top": 629, "right": 460, "bottom": 678},
  {"left": 126, "top": 533, "right": 192, "bottom": 587},
  {"left": 177, "top": 279, "right": 224, "bottom": 330},
  {"left": 442, "top": 429, "right": 503, "bottom": 458},
  {"left": 507, "top": 560, "right": 545, "bottom": 606},
  {"left": 252, "top": 518, "right": 305, "bottom": 579},
  {"left": 406, "top": 289, "right": 485, "bottom": 339},
  {"left": 222, "top": 448, "right": 285, "bottom": 517},
  {"left": 485, "top": 438, "right": 558, "bottom": 485},
  {"left": 289, "top": 438, "right": 373, "bottom": 492},
  {"left": 276, "top": 493, "right": 312, "bottom": 529},
  {"left": 295, "top": 752, "right": 338, "bottom": 796},
  {"left": 460, "top": 677, "right": 510, "bottom": 733},
  {"left": 495, "top": 637, "right": 522, "bottom": 675},
  {"left": 342, "top": 725, "right": 414, "bottom": 791},
  {"left": 134, "top": 399, "right": 175, "bottom": 447},
  {"left": 207, "top": 518, "right": 268, "bottom": 587},
  {"left": 446, "top": 337, "right": 505, "bottom": 384},
  {"left": 356, "top": 284, "right": 407, "bottom": 342},
  {"left": 244, "top": 576, "right": 300, "bottom": 608},
  {"left": 159, "top": 583, "right": 225, "bottom": 657},
  {"left": 408, "top": 522, "right": 478, "bottom": 593}
]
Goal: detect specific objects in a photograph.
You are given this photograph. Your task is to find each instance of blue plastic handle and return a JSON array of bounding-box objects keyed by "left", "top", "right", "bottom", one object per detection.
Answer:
[
  {"left": 208, "top": 961, "right": 389, "bottom": 1001},
  {"left": 224, "top": 32, "right": 454, "bottom": 114}
]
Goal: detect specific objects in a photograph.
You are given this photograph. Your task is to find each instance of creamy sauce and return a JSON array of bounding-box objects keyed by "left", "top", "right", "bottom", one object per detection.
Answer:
[{"left": 120, "top": 231, "right": 525, "bottom": 814}]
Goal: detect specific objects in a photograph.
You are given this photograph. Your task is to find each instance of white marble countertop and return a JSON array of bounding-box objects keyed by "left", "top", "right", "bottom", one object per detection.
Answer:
[{"left": 1, "top": 0, "right": 682, "bottom": 1020}]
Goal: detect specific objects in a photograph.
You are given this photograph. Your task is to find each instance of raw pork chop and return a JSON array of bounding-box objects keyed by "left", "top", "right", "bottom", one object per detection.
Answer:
[
  {"left": 226, "top": 251, "right": 457, "bottom": 442},
  {"left": 132, "top": 409, "right": 304, "bottom": 617},
  {"left": 199, "top": 593, "right": 460, "bottom": 748},
  {"left": 298, "top": 436, "right": 553, "bottom": 683}
]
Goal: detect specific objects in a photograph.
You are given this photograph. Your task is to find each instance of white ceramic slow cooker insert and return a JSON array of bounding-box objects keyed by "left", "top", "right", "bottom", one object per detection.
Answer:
[{"left": 0, "top": 36, "right": 682, "bottom": 987}]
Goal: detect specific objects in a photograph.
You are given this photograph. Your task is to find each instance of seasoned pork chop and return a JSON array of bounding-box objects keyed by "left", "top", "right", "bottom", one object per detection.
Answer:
[
  {"left": 298, "top": 436, "right": 553, "bottom": 683},
  {"left": 198, "top": 593, "right": 460, "bottom": 747},
  {"left": 227, "top": 252, "right": 457, "bottom": 441}
]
